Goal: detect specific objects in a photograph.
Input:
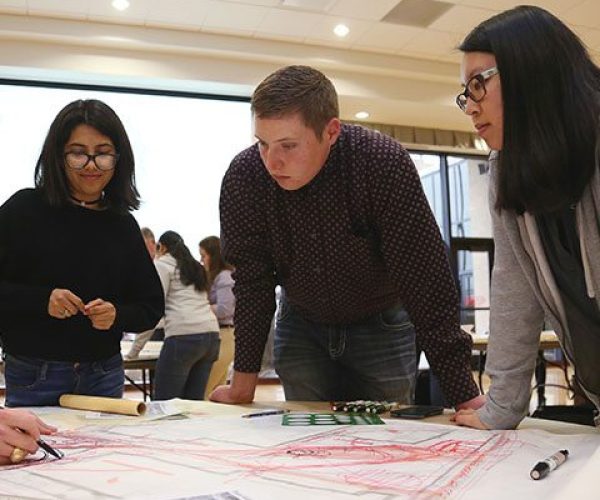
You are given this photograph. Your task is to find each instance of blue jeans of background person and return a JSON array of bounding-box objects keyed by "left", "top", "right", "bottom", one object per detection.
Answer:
[
  {"left": 274, "top": 296, "right": 417, "bottom": 402},
  {"left": 3, "top": 352, "right": 124, "bottom": 407},
  {"left": 153, "top": 332, "right": 220, "bottom": 401}
]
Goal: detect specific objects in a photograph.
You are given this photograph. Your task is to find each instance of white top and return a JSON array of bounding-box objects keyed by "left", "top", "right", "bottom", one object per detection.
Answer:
[{"left": 154, "top": 254, "right": 219, "bottom": 338}]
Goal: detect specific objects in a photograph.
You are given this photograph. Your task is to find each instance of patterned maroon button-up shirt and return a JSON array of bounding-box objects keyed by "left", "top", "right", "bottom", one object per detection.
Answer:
[{"left": 220, "top": 124, "right": 479, "bottom": 406}]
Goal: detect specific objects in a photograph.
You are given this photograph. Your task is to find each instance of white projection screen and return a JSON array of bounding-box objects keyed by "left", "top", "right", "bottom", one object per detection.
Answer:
[{"left": 0, "top": 81, "right": 252, "bottom": 254}]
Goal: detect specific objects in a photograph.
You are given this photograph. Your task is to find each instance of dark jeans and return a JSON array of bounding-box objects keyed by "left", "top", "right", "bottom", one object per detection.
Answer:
[
  {"left": 4, "top": 352, "right": 124, "bottom": 407},
  {"left": 274, "top": 297, "right": 417, "bottom": 402},
  {"left": 153, "top": 332, "right": 220, "bottom": 401}
]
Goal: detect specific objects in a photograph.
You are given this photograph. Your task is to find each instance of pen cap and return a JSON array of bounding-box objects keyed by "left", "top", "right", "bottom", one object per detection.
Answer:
[{"left": 530, "top": 462, "right": 549, "bottom": 480}]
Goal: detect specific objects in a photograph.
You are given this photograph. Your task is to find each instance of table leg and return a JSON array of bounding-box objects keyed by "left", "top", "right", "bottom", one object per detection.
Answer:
[
  {"left": 141, "top": 368, "right": 148, "bottom": 401},
  {"left": 535, "top": 350, "right": 546, "bottom": 409},
  {"left": 478, "top": 352, "right": 486, "bottom": 394}
]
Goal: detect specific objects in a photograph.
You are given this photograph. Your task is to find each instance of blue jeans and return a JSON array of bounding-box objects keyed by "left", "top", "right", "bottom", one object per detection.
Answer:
[
  {"left": 274, "top": 298, "right": 417, "bottom": 402},
  {"left": 153, "top": 332, "right": 220, "bottom": 401},
  {"left": 3, "top": 353, "right": 124, "bottom": 407}
]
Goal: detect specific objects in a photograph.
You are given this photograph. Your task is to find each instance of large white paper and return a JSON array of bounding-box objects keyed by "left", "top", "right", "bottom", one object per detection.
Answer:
[{"left": 1, "top": 406, "right": 598, "bottom": 499}]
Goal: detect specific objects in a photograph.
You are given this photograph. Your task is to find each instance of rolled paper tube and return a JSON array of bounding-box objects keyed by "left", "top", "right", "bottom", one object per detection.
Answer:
[{"left": 59, "top": 394, "right": 146, "bottom": 416}]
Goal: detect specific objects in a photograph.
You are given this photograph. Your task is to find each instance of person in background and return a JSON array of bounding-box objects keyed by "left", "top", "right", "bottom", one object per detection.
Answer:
[
  {"left": 125, "top": 226, "right": 165, "bottom": 359},
  {"left": 199, "top": 236, "right": 236, "bottom": 396},
  {"left": 453, "top": 6, "right": 600, "bottom": 430},
  {"left": 211, "top": 65, "right": 482, "bottom": 409},
  {"left": 0, "top": 408, "right": 56, "bottom": 465},
  {"left": 141, "top": 226, "right": 157, "bottom": 260},
  {"left": 153, "top": 231, "right": 220, "bottom": 400},
  {"left": 0, "top": 99, "right": 164, "bottom": 407}
]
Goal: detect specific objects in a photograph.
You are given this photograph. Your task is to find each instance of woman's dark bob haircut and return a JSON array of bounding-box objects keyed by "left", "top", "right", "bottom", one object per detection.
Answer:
[
  {"left": 34, "top": 99, "right": 140, "bottom": 213},
  {"left": 459, "top": 6, "right": 600, "bottom": 214}
]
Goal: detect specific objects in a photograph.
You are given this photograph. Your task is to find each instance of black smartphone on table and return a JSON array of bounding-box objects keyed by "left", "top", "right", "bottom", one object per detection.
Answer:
[{"left": 389, "top": 405, "right": 444, "bottom": 419}]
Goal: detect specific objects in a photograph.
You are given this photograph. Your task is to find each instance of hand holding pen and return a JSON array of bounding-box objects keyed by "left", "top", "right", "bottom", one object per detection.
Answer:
[{"left": 0, "top": 407, "right": 60, "bottom": 465}]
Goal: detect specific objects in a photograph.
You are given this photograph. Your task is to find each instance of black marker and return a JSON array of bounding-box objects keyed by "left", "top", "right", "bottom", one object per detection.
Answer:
[
  {"left": 353, "top": 403, "right": 367, "bottom": 413},
  {"left": 370, "top": 402, "right": 392, "bottom": 414},
  {"left": 530, "top": 449, "right": 569, "bottom": 480},
  {"left": 330, "top": 401, "right": 346, "bottom": 412}
]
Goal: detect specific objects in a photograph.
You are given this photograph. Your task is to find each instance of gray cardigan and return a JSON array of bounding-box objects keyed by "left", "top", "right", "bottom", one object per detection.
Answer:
[{"left": 479, "top": 151, "right": 600, "bottom": 429}]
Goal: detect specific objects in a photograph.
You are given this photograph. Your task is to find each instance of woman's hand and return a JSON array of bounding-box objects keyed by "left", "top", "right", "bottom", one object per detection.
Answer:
[
  {"left": 48, "top": 288, "right": 85, "bottom": 319},
  {"left": 451, "top": 408, "right": 490, "bottom": 430},
  {"left": 84, "top": 299, "right": 116, "bottom": 330},
  {"left": 0, "top": 409, "right": 56, "bottom": 465},
  {"left": 456, "top": 394, "right": 486, "bottom": 411}
]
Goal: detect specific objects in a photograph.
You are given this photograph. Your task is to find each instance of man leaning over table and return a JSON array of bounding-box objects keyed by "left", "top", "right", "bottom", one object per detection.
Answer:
[{"left": 210, "top": 65, "right": 483, "bottom": 411}]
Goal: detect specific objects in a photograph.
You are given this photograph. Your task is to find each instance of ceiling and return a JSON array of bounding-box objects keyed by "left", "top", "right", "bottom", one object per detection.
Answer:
[
  {"left": 1, "top": 0, "right": 598, "bottom": 63},
  {"left": 0, "top": 0, "right": 598, "bottom": 133}
]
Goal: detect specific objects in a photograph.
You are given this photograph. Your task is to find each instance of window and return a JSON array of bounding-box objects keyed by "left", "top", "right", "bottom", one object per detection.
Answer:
[
  {"left": 447, "top": 156, "right": 491, "bottom": 239},
  {"left": 410, "top": 153, "right": 443, "bottom": 236},
  {"left": 413, "top": 150, "right": 492, "bottom": 333}
]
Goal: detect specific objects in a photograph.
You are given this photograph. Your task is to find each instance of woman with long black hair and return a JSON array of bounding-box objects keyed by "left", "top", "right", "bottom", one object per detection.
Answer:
[
  {"left": 454, "top": 6, "right": 600, "bottom": 429},
  {"left": 153, "top": 231, "right": 220, "bottom": 400}
]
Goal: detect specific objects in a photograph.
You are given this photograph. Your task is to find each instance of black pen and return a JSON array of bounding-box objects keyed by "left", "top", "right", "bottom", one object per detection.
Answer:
[
  {"left": 530, "top": 449, "right": 569, "bottom": 480},
  {"left": 241, "top": 409, "right": 289, "bottom": 418},
  {"left": 0, "top": 405, "right": 63, "bottom": 460},
  {"left": 35, "top": 438, "right": 64, "bottom": 459}
]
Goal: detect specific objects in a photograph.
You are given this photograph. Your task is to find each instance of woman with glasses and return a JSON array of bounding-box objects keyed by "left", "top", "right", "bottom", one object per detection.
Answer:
[
  {"left": 153, "top": 231, "right": 220, "bottom": 401},
  {"left": 0, "top": 99, "right": 164, "bottom": 407},
  {"left": 453, "top": 6, "right": 600, "bottom": 429}
]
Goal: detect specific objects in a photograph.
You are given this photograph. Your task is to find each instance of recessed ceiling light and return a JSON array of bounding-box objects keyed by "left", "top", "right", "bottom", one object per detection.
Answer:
[
  {"left": 355, "top": 111, "right": 370, "bottom": 120},
  {"left": 333, "top": 24, "right": 350, "bottom": 38},
  {"left": 112, "top": 0, "right": 130, "bottom": 11}
]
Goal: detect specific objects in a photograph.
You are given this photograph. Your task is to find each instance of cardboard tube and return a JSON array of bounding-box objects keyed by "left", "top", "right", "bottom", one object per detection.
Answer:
[{"left": 59, "top": 394, "right": 146, "bottom": 416}]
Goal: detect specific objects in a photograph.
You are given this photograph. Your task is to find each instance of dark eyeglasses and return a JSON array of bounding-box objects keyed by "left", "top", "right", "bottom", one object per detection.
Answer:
[
  {"left": 64, "top": 151, "right": 119, "bottom": 171},
  {"left": 456, "top": 67, "right": 499, "bottom": 112}
]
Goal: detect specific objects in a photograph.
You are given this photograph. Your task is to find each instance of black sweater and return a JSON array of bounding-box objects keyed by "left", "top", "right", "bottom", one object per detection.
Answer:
[{"left": 0, "top": 189, "right": 164, "bottom": 361}]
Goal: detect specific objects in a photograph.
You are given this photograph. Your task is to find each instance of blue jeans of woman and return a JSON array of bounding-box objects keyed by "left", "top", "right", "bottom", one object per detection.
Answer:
[
  {"left": 3, "top": 352, "right": 124, "bottom": 407},
  {"left": 274, "top": 297, "right": 417, "bottom": 402},
  {"left": 153, "top": 332, "right": 220, "bottom": 401}
]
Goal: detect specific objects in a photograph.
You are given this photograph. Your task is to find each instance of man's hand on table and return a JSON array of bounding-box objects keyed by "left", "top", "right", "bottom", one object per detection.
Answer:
[{"left": 209, "top": 371, "right": 258, "bottom": 404}]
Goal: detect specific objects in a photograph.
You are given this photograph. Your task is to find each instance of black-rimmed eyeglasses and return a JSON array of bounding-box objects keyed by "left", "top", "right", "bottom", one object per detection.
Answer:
[
  {"left": 456, "top": 67, "right": 499, "bottom": 112},
  {"left": 64, "top": 152, "right": 119, "bottom": 171}
]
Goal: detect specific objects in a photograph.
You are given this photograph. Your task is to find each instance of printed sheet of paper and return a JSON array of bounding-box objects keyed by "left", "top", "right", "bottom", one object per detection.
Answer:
[{"left": 1, "top": 407, "right": 598, "bottom": 499}]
